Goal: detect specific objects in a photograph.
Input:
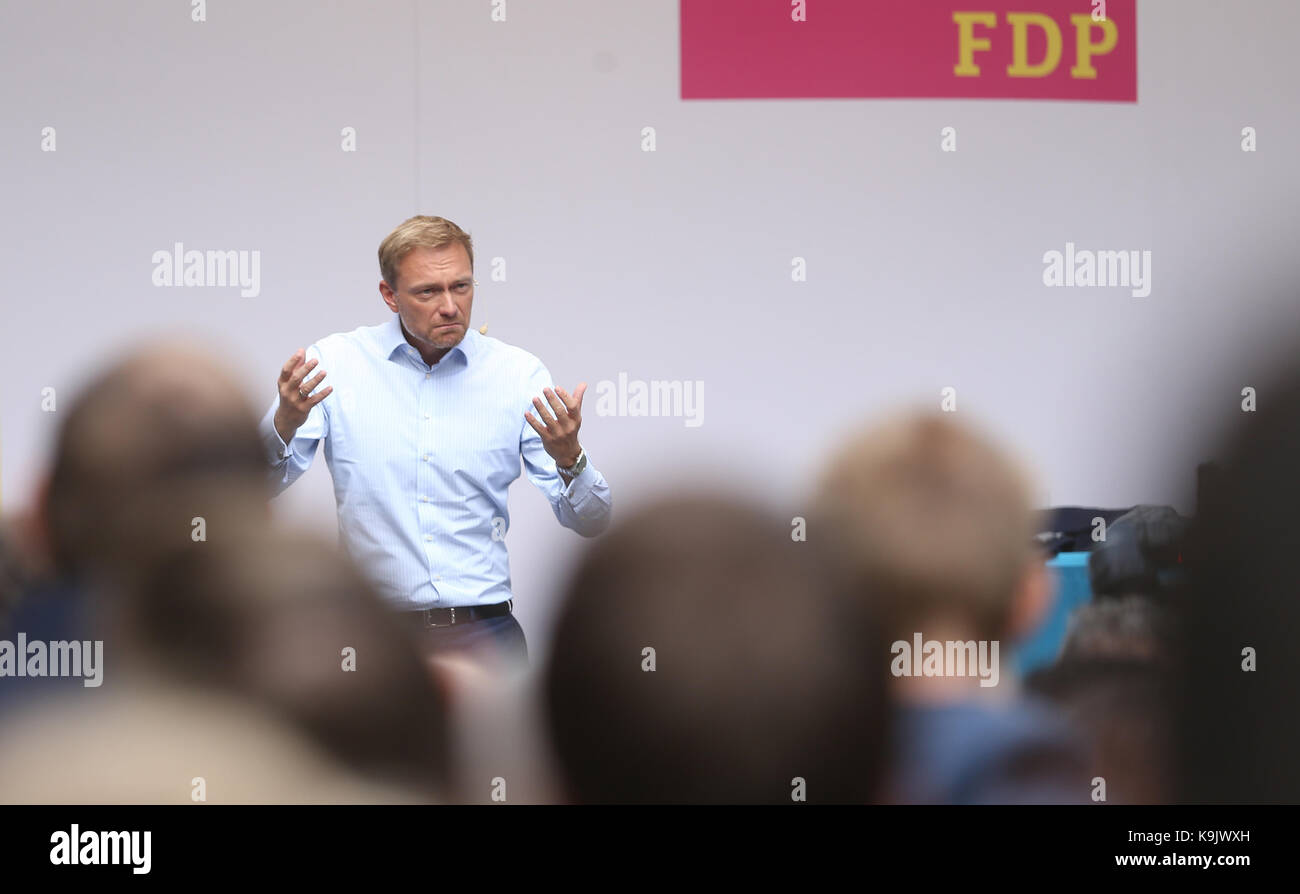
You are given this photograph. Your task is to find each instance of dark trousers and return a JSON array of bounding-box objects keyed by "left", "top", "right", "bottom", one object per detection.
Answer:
[{"left": 413, "top": 611, "right": 529, "bottom": 670}]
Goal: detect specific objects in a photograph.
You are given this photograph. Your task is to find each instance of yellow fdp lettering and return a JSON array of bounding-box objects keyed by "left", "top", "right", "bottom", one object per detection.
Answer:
[{"left": 954, "top": 11, "right": 1120, "bottom": 79}]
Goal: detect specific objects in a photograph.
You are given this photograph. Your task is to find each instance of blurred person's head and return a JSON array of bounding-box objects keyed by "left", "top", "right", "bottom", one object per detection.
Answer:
[
  {"left": 1059, "top": 594, "right": 1174, "bottom": 666},
  {"left": 37, "top": 342, "right": 270, "bottom": 592},
  {"left": 812, "top": 411, "right": 1050, "bottom": 654},
  {"left": 544, "top": 494, "right": 889, "bottom": 804},
  {"left": 124, "top": 529, "right": 451, "bottom": 799},
  {"left": 1027, "top": 657, "right": 1171, "bottom": 803},
  {"left": 1029, "top": 594, "right": 1176, "bottom": 803},
  {"left": 1177, "top": 370, "right": 1300, "bottom": 803},
  {"left": 1088, "top": 505, "right": 1191, "bottom": 598}
]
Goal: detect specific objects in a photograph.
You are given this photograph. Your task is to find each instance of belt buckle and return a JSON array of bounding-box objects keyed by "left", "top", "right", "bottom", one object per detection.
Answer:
[{"left": 425, "top": 606, "right": 455, "bottom": 628}]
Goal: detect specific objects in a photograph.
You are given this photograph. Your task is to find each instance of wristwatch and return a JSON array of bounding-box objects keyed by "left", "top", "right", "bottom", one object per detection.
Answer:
[{"left": 558, "top": 448, "right": 587, "bottom": 478}]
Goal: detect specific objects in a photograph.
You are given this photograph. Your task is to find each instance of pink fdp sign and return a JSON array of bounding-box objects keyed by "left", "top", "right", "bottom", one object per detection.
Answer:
[{"left": 681, "top": 0, "right": 1137, "bottom": 102}]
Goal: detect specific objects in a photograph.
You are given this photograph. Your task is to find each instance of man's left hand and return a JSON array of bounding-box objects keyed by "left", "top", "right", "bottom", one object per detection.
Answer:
[{"left": 525, "top": 383, "right": 587, "bottom": 469}]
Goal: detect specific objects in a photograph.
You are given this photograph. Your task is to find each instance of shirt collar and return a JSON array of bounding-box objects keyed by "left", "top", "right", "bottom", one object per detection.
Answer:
[{"left": 381, "top": 315, "right": 478, "bottom": 367}]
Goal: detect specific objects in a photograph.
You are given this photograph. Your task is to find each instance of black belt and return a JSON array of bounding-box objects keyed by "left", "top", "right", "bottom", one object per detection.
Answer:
[{"left": 403, "top": 599, "right": 513, "bottom": 628}]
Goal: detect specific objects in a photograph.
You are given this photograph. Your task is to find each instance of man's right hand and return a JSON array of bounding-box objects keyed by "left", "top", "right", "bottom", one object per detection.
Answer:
[{"left": 274, "top": 348, "right": 332, "bottom": 447}]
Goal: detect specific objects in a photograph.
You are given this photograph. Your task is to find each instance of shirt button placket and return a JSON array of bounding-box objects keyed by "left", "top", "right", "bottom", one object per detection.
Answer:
[{"left": 419, "top": 363, "right": 437, "bottom": 597}]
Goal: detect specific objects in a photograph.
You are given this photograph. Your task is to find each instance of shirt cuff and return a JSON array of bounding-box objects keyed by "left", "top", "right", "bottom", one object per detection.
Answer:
[
  {"left": 258, "top": 412, "right": 294, "bottom": 464},
  {"left": 562, "top": 461, "right": 597, "bottom": 502}
]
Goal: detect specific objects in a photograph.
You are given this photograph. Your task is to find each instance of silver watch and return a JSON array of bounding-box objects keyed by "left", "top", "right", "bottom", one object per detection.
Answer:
[{"left": 558, "top": 448, "right": 587, "bottom": 477}]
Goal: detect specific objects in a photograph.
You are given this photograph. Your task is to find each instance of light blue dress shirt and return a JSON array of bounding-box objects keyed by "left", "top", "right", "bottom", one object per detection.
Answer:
[{"left": 258, "top": 315, "right": 612, "bottom": 609}]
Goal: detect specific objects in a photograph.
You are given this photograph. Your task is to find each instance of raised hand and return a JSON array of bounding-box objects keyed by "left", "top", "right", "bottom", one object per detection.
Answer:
[
  {"left": 274, "top": 348, "right": 332, "bottom": 446},
  {"left": 525, "top": 383, "right": 587, "bottom": 469}
]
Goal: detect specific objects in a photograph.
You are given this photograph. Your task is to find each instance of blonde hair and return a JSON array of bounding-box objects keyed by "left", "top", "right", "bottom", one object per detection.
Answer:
[
  {"left": 378, "top": 215, "right": 474, "bottom": 290},
  {"left": 812, "top": 411, "right": 1042, "bottom": 640}
]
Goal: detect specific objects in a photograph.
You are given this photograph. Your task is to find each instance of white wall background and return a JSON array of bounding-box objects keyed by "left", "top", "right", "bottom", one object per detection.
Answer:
[{"left": 3, "top": 0, "right": 1298, "bottom": 661}]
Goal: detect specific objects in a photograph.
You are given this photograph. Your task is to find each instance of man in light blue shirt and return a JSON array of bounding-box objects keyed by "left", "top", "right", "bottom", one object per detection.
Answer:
[{"left": 258, "top": 216, "right": 612, "bottom": 665}]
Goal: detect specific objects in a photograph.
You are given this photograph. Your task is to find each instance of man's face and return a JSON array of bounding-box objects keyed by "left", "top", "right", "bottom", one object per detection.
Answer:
[{"left": 380, "top": 243, "right": 474, "bottom": 359}]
